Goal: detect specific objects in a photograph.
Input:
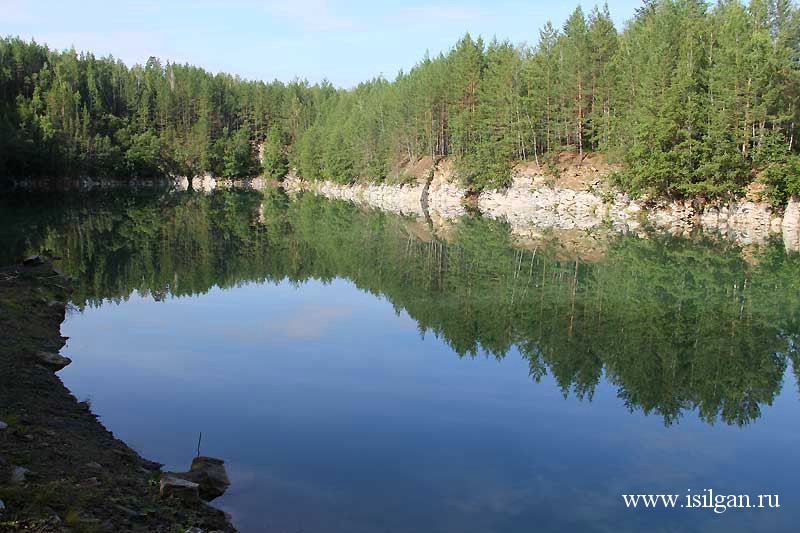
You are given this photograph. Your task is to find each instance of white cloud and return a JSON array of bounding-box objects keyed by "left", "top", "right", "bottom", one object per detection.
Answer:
[{"left": 266, "top": 304, "right": 354, "bottom": 339}]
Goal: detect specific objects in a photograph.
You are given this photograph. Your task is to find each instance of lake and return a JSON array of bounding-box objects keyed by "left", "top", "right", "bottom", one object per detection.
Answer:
[{"left": 2, "top": 187, "right": 799, "bottom": 532}]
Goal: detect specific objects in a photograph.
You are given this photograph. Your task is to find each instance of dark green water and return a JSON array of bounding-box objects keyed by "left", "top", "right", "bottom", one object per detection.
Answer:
[{"left": 2, "top": 188, "right": 799, "bottom": 532}]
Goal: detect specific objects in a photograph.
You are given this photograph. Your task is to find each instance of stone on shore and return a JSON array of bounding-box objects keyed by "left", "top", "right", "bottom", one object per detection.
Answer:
[
  {"left": 23, "top": 255, "right": 44, "bottom": 266},
  {"left": 172, "top": 456, "right": 231, "bottom": 501},
  {"left": 159, "top": 475, "right": 200, "bottom": 503},
  {"left": 0, "top": 421, "right": 7, "bottom": 430},
  {"left": 35, "top": 350, "right": 72, "bottom": 370}
]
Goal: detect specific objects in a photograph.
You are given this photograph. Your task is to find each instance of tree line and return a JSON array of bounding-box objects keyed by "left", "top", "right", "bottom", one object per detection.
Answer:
[
  {"left": 0, "top": 38, "right": 332, "bottom": 179},
  {"left": 1, "top": 0, "right": 799, "bottom": 202}
]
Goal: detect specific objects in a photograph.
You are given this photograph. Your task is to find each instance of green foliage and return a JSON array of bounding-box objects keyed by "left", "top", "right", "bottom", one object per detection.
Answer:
[
  {"left": 261, "top": 123, "right": 288, "bottom": 179},
  {"left": 294, "top": 124, "right": 323, "bottom": 180},
  {"left": 222, "top": 127, "right": 258, "bottom": 178},
  {"left": 609, "top": 0, "right": 799, "bottom": 200},
  {"left": 322, "top": 127, "right": 355, "bottom": 183},
  {"left": 124, "top": 130, "right": 162, "bottom": 177},
  {"left": 763, "top": 155, "right": 800, "bottom": 207}
]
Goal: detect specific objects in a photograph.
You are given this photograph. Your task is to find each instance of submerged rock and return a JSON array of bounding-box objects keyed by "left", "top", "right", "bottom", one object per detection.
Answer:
[
  {"left": 0, "top": 421, "right": 7, "bottom": 430},
  {"left": 35, "top": 351, "right": 72, "bottom": 370},
  {"left": 160, "top": 475, "right": 200, "bottom": 503},
  {"left": 171, "top": 456, "right": 231, "bottom": 501}
]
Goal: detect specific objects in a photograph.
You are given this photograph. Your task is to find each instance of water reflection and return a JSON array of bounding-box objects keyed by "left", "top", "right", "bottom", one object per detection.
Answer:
[{"left": 2, "top": 188, "right": 799, "bottom": 428}]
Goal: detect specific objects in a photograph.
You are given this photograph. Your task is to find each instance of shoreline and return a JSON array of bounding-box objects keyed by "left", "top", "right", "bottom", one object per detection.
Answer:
[
  {"left": 280, "top": 164, "right": 800, "bottom": 252},
  {"left": 7, "top": 161, "right": 800, "bottom": 252},
  {"left": 0, "top": 261, "right": 235, "bottom": 532}
]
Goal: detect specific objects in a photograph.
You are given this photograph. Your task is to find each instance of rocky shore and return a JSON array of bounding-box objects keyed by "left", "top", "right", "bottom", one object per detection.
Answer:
[
  {"left": 8, "top": 155, "right": 800, "bottom": 252},
  {"left": 0, "top": 260, "right": 235, "bottom": 532},
  {"left": 282, "top": 157, "right": 800, "bottom": 252}
]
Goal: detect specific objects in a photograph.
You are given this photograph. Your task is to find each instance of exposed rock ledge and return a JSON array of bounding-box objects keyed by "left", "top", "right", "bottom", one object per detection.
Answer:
[{"left": 282, "top": 168, "right": 800, "bottom": 253}]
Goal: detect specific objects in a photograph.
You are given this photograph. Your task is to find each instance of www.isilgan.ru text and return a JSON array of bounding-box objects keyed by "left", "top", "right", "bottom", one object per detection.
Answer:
[{"left": 622, "top": 490, "right": 780, "bottom": 513}]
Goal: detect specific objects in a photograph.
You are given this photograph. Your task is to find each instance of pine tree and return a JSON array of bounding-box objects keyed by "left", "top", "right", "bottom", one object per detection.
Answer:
[{"left": 562, "top": 7, "right": 589, "bottom": 156}]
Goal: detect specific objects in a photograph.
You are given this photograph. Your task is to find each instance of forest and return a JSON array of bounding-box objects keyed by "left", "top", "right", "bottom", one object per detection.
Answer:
[{"left": 1, "top": 0, "right": 799, "bottom": 203}]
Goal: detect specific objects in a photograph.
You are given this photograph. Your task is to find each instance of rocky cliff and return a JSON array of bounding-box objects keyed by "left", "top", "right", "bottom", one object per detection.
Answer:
[{"left": 281, "top": 157, "right": 800, "bottom": 252}]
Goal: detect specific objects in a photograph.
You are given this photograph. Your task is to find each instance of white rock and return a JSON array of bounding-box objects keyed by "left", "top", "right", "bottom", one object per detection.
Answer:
[
  {"left": 172, "top": 176, "right": 189, "bottom": 191},
  {"left": 782, "top": 197, "right": 800, "bottom": 230}
]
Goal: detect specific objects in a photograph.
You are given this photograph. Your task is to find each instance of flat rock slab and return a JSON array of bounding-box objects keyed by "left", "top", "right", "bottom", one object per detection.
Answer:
[
  {"left": 160, "top": 475, "right": 200, "bottom": 503},
  {"left": 35, "top": 351, "right": 72, "bottom": 370}
]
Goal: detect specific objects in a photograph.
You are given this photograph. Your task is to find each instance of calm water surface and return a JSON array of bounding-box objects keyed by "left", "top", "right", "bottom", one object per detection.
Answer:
[{"left": 2, "top": 188, "right": 799, "bottom": 532}]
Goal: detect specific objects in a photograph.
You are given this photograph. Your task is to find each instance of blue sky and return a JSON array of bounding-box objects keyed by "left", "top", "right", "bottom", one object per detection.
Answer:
[{"left": 3, "top": 0, "right": 642, "bottom": 88}]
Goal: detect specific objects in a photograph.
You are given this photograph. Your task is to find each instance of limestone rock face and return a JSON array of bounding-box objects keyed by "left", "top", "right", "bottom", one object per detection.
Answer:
[
  {"left": 283, "top": 174, "right": 428, "bottom": 217},
  {"left": 782, "top": 196, "right": 800, "bottom": 230},
  {"left": 192, "top": 174, "right": 217, "bottom": 193},
  {"left": 281, "top": 173, "right": 800, "bottom": 249},
  {"left": 172, "top": 176, "right": 190, "bottom": 191},
  {"left": 427, "top": 169, "right": 467, "bottom": 218},
  {"left": 477, "top": 177, "right": 629, "bottom": 232}
]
